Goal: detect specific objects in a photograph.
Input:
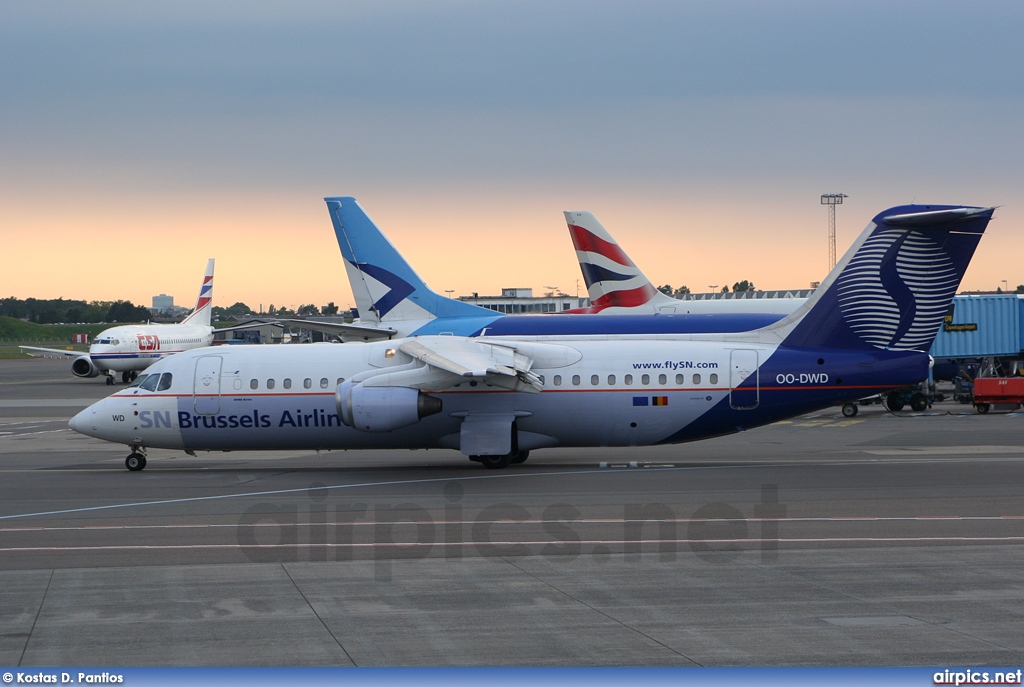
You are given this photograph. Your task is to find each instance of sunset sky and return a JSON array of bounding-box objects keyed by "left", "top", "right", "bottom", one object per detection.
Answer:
[{"left": 3, "top": 1, "right": 1023, "bottom": 311}]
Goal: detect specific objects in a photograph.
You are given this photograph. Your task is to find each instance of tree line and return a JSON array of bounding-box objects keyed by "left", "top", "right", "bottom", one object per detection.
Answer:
[
  {"left": 656, "top": 280, "right": 757, "bottom": 296},
  {"left": 0, "top": 297, "right": 151, "bottom": 324}
]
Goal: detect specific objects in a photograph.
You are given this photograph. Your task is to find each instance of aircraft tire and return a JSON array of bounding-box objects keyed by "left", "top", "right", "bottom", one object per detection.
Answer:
[
  {"left": 105, "top": 376, "right": 114, "bottom": 386},
  {"left": 121, "top": 371, "right": 131, "bottom": 384},
  {"left": 477, "top": 454, "right": 511, "bottom": 469},
  {"left": 125, "top": 453, "right": 147, "bottom": 471},
  {"left": 841, "top": 403, "right": 858, "bottom": 417},
  {"left": 509, "top": 449, "right": 530, "bottom": 464},
  {"left": 910, "top": 393, "right": 928, "bottom": 412},
  {"left": 885, "top": 393, "right": 904, "bottom": 412}
]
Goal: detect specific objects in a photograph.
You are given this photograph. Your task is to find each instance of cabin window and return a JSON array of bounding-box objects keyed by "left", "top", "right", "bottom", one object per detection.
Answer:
[
  {"left": 250, "top": 379, "right": 258, "bottom": 390},
  {"left": 267, "top": 379, "right": 275, "bottom": 390},
  {"left": 337, "top": 378, "right": 345, "bottom": 386},
  {"left": 641, "top": 374, "right": 650, "bottom": 385},
  {"left": 304, "top": 378, "right": 312, "bottom": 389},
  {"left": 283, "top": 378, "right": 292, "bottom": 389},
  {"left": 572, "top": 375, "right": 580, "bottom": 386},
  {"left": 693, "top": 373, "right": 701, "bottom": 385},
  {"left": 553, "top": 375, "right": 562, "bottom": 386},
  {"left": 676, "top": 374, "right": 684, "bottom": 385},
  {"left": 658, "top": 374, "right": 667, "bottom": 385},
  {"left": 157, "top": 373, "right": 173, "bottom": 391},
  {"left": 624, "top": 374, "right": 633, "bottom": 386},
  {"left": 608, "top": 374, "right": 615, "bottom": 385},
  {"left": 591, "top": 374, "right": 599, "bottom": 386},
  {"left": 320, "top": 378, "right": 329, "bottom": 389},
  {"left": 139, "top": 375, "right": 160, "bottom": 392},
  {"left": 538, "top": 375, "right": 545, "bottom": 384},
  {"left": 710, "top": 373, "right": 718, "bottom": 384}
]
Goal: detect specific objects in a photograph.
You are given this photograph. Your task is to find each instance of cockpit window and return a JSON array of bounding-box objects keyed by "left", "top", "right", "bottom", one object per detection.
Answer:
[
  {"left": 96, "top": 338, "right": 111, "bottom": 345},
  {"left": 139, "top": 375, "right": 161, "bottom": 392},
  {"left": 128, "top": 374, "right": 148, "bottom": 388},
  {"left": 157, "top": 373, "right": 173, "bottom": 391}
]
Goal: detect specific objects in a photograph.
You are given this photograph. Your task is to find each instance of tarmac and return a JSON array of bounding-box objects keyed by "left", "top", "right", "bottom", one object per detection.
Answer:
[{"left": 1, "top": 357, "right": 1023, "bottom": 666}]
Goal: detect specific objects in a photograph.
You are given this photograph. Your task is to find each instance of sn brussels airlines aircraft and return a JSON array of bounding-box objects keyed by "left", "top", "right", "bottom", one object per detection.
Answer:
[
  {"left": 316, "top": 197, "right": 781, "bottom": 342},
  {"left": 21, "top": 259, "right": 217, "bottom": 385},
  {"left": 564, "top": 210, "right": 806, "bottom": 315},
  {"left": 69, "top": 204, "right": 994, "bottom": 471}
]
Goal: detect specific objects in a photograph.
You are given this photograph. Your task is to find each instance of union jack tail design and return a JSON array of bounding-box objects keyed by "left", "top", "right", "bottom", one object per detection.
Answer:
[
  {"left": 181, "top": 258, "right": 215, "bottom": 327},
  {"left": 564, "top": 211, "right": 679, "bottom": 313}
]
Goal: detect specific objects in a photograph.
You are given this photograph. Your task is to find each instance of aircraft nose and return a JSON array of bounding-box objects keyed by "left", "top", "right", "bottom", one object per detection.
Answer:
[{"left": 68, "top": 407, "right": 94, "bottom": 435}]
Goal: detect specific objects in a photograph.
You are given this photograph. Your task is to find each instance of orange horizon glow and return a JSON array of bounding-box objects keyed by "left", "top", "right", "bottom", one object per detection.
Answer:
[{"left": 4, "top": 187, "right": 1020, "bottom": 313}]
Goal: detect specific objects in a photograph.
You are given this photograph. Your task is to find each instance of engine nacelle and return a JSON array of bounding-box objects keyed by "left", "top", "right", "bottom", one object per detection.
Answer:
[
  {"left": 336, "top": 383, "right": 442, "bottom": 432},
  {"left": 71, "top": 356, "right": 100, "bottom": 378}
]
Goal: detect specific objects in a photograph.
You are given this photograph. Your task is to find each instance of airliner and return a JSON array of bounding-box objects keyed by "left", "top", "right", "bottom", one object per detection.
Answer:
[
  {"left": 21, "top": 259, "right": 218, "bottom": 384},
  {"left": 68, "top": 204, "right": 994, "bottom": 470},
  {"left": 564, "top": 210, "right": 806, "bottom": 315},
  {"left": 294, "top": 197, "right": 784, "bottom": 344}
]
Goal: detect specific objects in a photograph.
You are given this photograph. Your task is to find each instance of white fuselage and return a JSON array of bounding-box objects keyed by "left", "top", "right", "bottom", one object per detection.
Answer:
[
  {"left": 68, "top": 335, "right": 926, "bottom": 456},
  {"left": 87, "top": 323, "right": 215, "bottom": 373}
]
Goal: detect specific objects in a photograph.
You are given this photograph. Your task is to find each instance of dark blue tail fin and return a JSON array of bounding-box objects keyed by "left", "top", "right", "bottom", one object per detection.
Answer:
[{"left": 769, "top": 205, "right": 994, "bottom": 351}]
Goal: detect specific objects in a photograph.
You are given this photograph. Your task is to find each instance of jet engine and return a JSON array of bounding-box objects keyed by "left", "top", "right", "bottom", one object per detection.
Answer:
[
  {"left": 71, "top": 356, "right": 100, "bottom": 378},
  {"left": 336, "top": 383, "right": 442, "bottom": 432}
]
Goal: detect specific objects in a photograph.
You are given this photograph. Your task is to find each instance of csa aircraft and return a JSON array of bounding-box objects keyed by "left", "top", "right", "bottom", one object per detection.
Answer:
[
  {"left": 564, "top": 210, "right": 806, "bottom": 315},
  {"left": 69, "top": 204, "right": 994, "bottom": 470},
  {"left": 21, "top": 259, "right": 218, "bottom": 385},
  {"left": 312, "top": 197, "right": 782, "bottom": 341}
]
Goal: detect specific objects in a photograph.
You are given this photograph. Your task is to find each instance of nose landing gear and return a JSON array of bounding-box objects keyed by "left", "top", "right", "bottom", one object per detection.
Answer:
[{"left": 125, "top": 446, "right": 148, "bottom": 471}]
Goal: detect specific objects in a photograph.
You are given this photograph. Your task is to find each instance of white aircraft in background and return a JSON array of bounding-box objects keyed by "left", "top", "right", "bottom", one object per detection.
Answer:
[
  {"left": 21, "top": 259, "right": 218, "bottom": 385},
  {"left": 564, "top": 210, "right": 807, "bottom": 315},
  {"left": 68, "top": 204, "right": 994, "bottom": 470}
]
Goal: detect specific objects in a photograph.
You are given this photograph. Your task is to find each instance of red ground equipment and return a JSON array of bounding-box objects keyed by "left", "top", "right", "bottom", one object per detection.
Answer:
[{"left": 972, "top": 377, "right": 1024, "bottom": 413}]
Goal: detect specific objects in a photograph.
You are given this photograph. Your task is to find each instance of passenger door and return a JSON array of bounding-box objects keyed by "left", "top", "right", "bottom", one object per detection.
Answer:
[
  {"left": 193, "top": 355, "right": 222, "bottom": 415},
  {"left": 729, "top": 349, "right": 759, "bottom": 410}
]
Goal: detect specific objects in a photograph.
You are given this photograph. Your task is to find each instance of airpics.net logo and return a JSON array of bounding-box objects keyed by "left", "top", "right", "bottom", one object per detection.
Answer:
[{"left": 934, "top": 668, "right": 1023, "bottom": 685}]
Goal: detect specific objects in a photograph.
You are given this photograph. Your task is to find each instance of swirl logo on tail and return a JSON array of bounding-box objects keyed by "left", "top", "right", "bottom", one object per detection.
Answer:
[{"left": 837, "top": 229, "right": 958, "bottom": 350}]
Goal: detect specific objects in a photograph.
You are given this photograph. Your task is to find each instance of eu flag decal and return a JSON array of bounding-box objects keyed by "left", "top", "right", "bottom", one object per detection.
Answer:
[
  {"left": 632, "top": 397, "right": 649, "bottom": 406},
  {"left": 652, "top": 396, "right": 669, "bottom": 406}
]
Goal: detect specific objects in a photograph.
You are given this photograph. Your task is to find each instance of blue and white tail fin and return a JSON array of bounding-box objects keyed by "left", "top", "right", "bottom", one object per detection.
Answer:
[
  {"left": 325, "top": 197, "right": 494, "bottom": 325},
  {"left": 765, "top": 205, "right": 994, "bottom": 350},
  {"left": 180, "top": 258, "right": 215, "bottom": 327},
  {"left": 564, "top": 211, "right": 680, "bottom": 313}
]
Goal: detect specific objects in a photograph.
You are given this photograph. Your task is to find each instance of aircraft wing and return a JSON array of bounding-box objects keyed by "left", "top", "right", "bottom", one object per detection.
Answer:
[
  {"left": 398, "top": 337, "right": 543, "bottom": 393},
  {"left": 19, "top": 346, "right": 89, "bottom": 359},
  {"left": 273, "top": 318, "right": 396, "bottom": 341},
  {"left": 216, "top": 319, "right": 396, "bottom": 342}
]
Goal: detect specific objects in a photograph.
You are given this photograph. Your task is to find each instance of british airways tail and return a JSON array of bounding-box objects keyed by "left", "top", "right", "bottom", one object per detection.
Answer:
[
  {"left": 325, "top": 197, "right": 493, "bottom": 325},
  {"left": 766, "top": 205, "right": 995, "bottom": 350},
  {"left": 563, "top": 211, "right": 679, "bottom": 313},
  {"left": 179, "top": 258, "right": 215, "bottom": 327}
]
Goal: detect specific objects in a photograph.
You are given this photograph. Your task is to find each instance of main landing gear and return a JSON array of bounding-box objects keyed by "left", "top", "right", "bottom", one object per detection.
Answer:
[
  {"left": 470, "top": 449, "right": 530, "bottom": 470},
  {"left": 125, "top": 446, "right": 147, "bottom": 471},
  {"left": 121, "top": 371, "right": 138, "bottom": 384}
]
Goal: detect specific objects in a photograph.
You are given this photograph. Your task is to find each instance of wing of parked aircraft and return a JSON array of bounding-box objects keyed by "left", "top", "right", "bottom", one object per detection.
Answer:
[{"left": 18, "top": 346, "right": 87, "bottom": 359}]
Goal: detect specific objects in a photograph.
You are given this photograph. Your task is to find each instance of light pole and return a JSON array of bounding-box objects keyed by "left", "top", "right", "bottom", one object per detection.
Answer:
[
  {"left": 1001, "top": 279, "right": 1008, "bottom": 293},
  {"left": 444, "top": 290, "right": 454, "bottom": 298},
  {"left": 821, "top": 193, "right": 847, "bottom": 271}
]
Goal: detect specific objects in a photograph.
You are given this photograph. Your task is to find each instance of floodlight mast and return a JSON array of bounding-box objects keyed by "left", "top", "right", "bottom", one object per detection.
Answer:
[{"left": 821, "top": 193, "right": 847, "bottom": 271}]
